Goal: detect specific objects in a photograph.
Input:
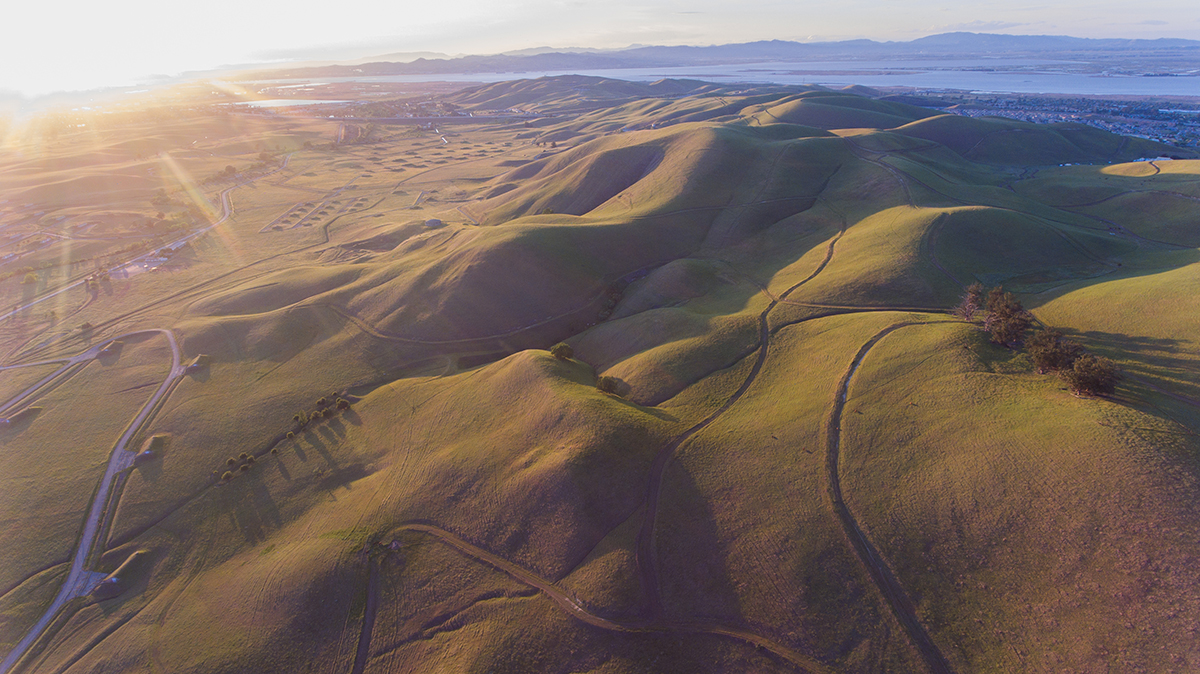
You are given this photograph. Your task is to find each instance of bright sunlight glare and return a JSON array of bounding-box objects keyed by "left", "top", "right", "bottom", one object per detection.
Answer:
[{"left": 2, "top": 0, "right": 1198, "bottom": 98}]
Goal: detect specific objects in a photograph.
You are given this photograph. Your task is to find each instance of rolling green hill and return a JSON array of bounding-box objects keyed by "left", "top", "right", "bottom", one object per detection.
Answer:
[{"left": 3, "top": 77, "right": 1200, "bottom": 674}]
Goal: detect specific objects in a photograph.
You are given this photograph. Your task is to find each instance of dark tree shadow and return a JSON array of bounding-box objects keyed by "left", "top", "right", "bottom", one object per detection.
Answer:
[
  {"left": 274, "top": 455, "right": 292, "bottom": 481},
  {"left": 221, "top": 469, "right": 282, "bottom": 543},
  {"left": 304, "top": 429, "right": 337, "bottom": 467},
  {"left": 1058, "top": 328, "right": 1199, "bottom": 398}
]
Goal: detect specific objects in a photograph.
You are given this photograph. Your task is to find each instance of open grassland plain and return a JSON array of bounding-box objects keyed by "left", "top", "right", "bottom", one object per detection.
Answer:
[{"left": 1, "top": 75, "right": 1199, "bottom": 673}]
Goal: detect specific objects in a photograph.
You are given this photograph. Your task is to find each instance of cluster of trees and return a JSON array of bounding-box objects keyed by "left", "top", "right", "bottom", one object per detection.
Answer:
[
  {"left": 596, "top": 376, "right": 621, "bottom": 395},
  {"left": 956, "top": 283, "right": 1120, "bottom": 396},
  {"left": 6, "top": 261, "right": 55, "bottom": 287},
  {"left": 292, "top": 395, "right": 352, "bottom": 428},
  {"left": 220, "top": 452, "right": 256, "bottom": 482}
]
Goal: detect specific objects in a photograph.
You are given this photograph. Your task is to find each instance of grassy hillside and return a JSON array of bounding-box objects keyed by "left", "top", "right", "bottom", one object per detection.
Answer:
[{"left": 4, "top": 77, "right": 1200, "bottom": 674}]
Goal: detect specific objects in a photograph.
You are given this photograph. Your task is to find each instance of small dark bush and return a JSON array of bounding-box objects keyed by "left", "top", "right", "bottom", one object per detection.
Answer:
[
  {"left": 286, "top": 431, "right": 294, "bottom": 439},
  {"left": 240, "top": 464, "right": 250, "bottom": 472},
  {"left": 239, "top": 452, "right": 249, "bottom": 460},
  {"left": 226, "top": 457, "right": 237, "bottom": 466},
  {"left": 221, "top": 471, "right": 233, "bottom": 481},
  {"left": 246, "top": 455, "right": 256, "bottom": 464},
  {"left": 549, "top": 342, "right": 573, "bottom": 360},
  {"left": 336, "top": 398, "right": 350, "bottom": 410}
]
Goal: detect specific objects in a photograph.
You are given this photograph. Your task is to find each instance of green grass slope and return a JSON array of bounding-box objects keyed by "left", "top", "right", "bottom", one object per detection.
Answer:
[
  {"left": 746, "top": 93, "right": 938, "bottom": 130},
  {"left": 841, "top": 321, "right": 1200, "bottom": 672}
]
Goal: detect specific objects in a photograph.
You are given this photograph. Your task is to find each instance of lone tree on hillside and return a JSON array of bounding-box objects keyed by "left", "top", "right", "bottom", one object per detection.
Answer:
[
  {"left": 596, "top": 376, "right": 621, "bottom": 396},
  {"left": 953, "top": 282, "right": 984, "bottom": 320},
  {"left": 1026, "top": 328, "right": 1084, "bottom": 374},
  {"left": 984, "top": 286, "right": 1033, "bottom": 346},
  {"left": 549, "top": 342, "right": 573, "bottom": 360},
  {"left": 1061, "top": 354, "right": 1120, "bottom": 396}
]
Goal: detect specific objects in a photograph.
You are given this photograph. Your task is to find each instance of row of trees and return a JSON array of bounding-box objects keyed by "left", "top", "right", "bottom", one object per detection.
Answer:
[
  {"left": 218, "top": 394, "right": 354, "bottom": 483},
  {"left": 956, "top": 283, "right": 1120, "bottom": 396}
]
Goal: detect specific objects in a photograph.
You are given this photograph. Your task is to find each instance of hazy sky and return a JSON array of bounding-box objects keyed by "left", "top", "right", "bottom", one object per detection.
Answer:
[{"left": 3, "top": 0, "right": 1198, "bottom": 97}]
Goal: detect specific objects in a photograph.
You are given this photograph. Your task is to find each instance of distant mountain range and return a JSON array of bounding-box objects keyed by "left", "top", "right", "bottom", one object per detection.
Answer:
[{"left": 245, "top": 32, "right": 1200, "bottom": 80}]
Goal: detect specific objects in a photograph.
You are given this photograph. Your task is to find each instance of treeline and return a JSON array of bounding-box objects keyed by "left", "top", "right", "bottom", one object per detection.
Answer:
[{"left": 956, "top": 283, "right": 1120, "bottom": 396}]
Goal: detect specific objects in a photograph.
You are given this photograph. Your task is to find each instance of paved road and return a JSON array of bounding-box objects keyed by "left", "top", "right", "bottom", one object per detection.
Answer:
[{"left": 0, "top": 329, "right": 184, "bottom": 674}]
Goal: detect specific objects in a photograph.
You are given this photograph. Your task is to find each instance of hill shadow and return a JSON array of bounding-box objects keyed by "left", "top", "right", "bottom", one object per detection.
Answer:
[
  {"left": 186, "top": 366, "right": 211, "bottom": 383},
  {"left": 653, "top": 460, "right": 746, "bottom": 627}
]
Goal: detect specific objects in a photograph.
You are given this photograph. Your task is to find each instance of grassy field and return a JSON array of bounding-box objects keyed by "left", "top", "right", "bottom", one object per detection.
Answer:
[{"left": 2, "top": 77, "right": 1199, "bottom": 673}]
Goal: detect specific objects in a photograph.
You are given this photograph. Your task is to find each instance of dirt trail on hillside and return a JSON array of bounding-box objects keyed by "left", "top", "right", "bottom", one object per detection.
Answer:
[{"left": 824, "top": 322, "right": 956, "bottom": 674}]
